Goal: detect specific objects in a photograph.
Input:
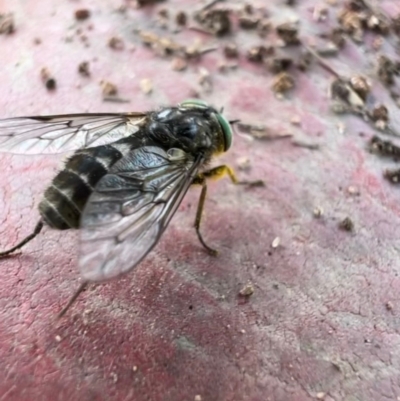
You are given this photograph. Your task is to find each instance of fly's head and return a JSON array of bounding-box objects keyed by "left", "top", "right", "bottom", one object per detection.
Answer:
[
  {"left": 150, "top": 100, "right": 233, "bottom": 158},
  {"left": 179, "top": 99, "right": 233, "bottom": 156}
]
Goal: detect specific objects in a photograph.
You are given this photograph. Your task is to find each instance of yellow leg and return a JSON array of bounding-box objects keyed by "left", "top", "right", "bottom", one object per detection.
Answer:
[{"left": 192, "top": 165, "right": 240, "bottom": 256}]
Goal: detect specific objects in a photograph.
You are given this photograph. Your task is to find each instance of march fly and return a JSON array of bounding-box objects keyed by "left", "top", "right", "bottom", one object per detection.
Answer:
[{"left": 0, "top": 99, "right": 244, "bottom": 316}]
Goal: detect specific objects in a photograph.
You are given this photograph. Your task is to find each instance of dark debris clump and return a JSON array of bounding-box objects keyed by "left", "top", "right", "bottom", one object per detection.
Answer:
[{"left": 195, "top": 9, "right": 231, "bottom": 36}]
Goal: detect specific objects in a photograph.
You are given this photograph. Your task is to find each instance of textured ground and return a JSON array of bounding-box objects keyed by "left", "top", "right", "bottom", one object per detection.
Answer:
[{"left": 1, "top": 1, "right": 400, "bottom": 400}]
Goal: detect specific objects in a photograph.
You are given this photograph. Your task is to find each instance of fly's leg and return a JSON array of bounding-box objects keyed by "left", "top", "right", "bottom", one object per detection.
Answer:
[
  {"left": 192, "top": 165, "right": 239, "bottom": 256},
  {"left": 0, "top": 220, "right": 44, "bottom": 258},
  {"left": 58, "top": 281, "right": 89, "bottom": 318}
]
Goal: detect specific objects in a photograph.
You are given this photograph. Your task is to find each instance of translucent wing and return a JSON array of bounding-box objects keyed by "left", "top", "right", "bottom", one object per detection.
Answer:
[
  {"left": 79, "top": 146, "right": 202, "bottom": 282},
  {"left": 0, "top": 113, "right": 147, "bottom": 154}
]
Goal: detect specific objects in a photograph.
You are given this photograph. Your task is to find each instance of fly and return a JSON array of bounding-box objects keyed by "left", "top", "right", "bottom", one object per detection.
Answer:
[{"left": 0, "top": 99, "right": 247, "bottom": 316}]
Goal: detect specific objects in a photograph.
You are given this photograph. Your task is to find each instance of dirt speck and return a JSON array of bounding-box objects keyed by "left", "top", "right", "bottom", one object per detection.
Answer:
[
  {"left": 108, "top": 36, "right": 124, "bottom": 50},
  {"left": 377, "top": 55, "right": 400, "bottom": 87},
  {"left": 40, "top": 68, "right": 56, "bottom": 90},
  {"left": 224, "top": 43, "right": 238, "bottom": 58},
  {"left": 171, "top": 57, "right": 187, "bottom": 71},
  {"left": 385, "top": 301, "right": 393, "bottom": 311},
  {"left": 78, "top": 61, "right": 90, "bottom": 77},
  {"left": 176, "top": 11, "right": 187, "bottom": 26},
  {"left": 75, "top": 9, "right": 91, "bottom": 21},
  {"left": 338, "top": 217, "right": 354, "bottom": 232}
]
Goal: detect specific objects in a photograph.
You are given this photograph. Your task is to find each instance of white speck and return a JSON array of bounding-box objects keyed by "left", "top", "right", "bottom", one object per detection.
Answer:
[
  {"left": 194, "top": 395, "right": 202, "bottom": 401},
  {"left": 133, "top": 365, "right": 138, "bottom": 372},
  {"left": 55, "top": 335, "right": 62, "bottom": 342},
  {"left": 271, "top": 237, "right": 281, "bottom": 248},
  {"left": 313, "top": 207, "right": 324, "bottom": 218},
  {"left": 316, "top": 392, "right": 325, "bottom": 399}
]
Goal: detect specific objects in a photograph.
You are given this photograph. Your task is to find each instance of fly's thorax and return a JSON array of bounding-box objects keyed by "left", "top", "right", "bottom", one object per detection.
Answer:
[{"left": 148, "top": 106, "right": 225, "bottom": 158}]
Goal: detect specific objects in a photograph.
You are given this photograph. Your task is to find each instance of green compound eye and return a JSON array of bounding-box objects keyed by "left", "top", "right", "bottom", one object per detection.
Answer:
[
  {"left": 180, "top": 99, "right": 209, "bottom": 109},
  {"left": 216, "top": 112, "right": 233, "bottom": 151}
]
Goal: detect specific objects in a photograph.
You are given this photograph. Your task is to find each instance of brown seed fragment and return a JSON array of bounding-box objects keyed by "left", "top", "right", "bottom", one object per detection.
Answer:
[
  {"left": 329, "top": 28, "right": 346, "bottom": 49},
  {"left": 266, "top": 57, "right": 292, "bottom": 74},
  {"left": 246, "top": 45, "right": 270, "bottom": 62},
  {"left": 272, "top": 72, "right": 295, "bottom": 94},
  {"left": 171, "top": 57, "right": 187, "bottom": 71},
  {"left": 392, "top": 14, "right": 400, "bottom": 36},
  {"left": 140, "top": 78, "right": 153, "bottom": 95},
  {"left": 223, "top": 43, "right": 238, "bottom": 58},
  {"left": 385, "top": 301, "right": 393, "bottom": 311},
  {"left": 238, "top": 15, "right": 260, "bottom": 30},
  {"left": 297, "top": 51, "right": 313, "bottom": 72},
  {"left": 239, "top": 283, "right": 255, "bottom": 297},
  {"left": 78, "top": 61, "right": 90, "bottom": 77},
  {"left": 349, "top": 75, "right": 371, "bottom": 101},
  {"left": 257, "top": 18, "right": 271, "bottom": 37},
  {"left": 377, "top": 55, "right": 400, "bottom": 86},
  {"left": 371, "top": 104, "right": 389, "bottom": 122},
  {"left": 108, "top": 36, "right": 124, "bottom": 50},
  {"left": 338, "top": 217, "right": 354, "bottom": 232},
  {"left": 75, "top": 9, "right": 91, "bottom": 21},
  {"left": 176, "top": 11, "right": 187, "bottom": 26},
  {"left": 101, "top": 81, "right": 118, "bottom": 96},
  {"left": 370, "top": 105, "right": 389, "bottom": 130},
  {"left": 136, "top": 0, "right": 164, "bottom": 5},
  {"left": 40, "top": 68, "right": 56, "bottom": 90},
  {"left": 195, "top": 9, "right": 231, "bottom": 36},
  {"left": 0, "top": 13, "right": 14, "bottom": 34},
  {"left": 276, "top": 22, "right": 300, "bottom": 46},
  {"left": 338, "top": 9, "right": 364, "bottom": 42}
]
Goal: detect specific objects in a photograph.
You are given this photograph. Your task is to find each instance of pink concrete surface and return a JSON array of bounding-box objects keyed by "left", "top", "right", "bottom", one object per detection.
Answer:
[{"left": 1, "top": 1, "right": 400, "bottom": 400}]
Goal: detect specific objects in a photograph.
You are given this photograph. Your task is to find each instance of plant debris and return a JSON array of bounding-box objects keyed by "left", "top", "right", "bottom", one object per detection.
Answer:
[
  {"left": 246, "top": 45, "right": 271, "bottom": 62},
  {"left": 40, "top": 68, "right": 56, "bottom": 90},
  {"left": 194, "top": 8, "right": 231, "bottom": 36},
  {"left": 0, "top": 13, "right": 14, "bottom": 34},
  {"left": 369, "top": 136, "right": 400, "bottom": 159},
  {"left": 276, "top": 22, "right": 300, "bottom": 46}
]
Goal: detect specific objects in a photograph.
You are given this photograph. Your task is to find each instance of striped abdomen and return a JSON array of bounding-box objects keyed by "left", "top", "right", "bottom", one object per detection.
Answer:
[{"left": 38, "top": 139, "right": 139, "bottom": 230}]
